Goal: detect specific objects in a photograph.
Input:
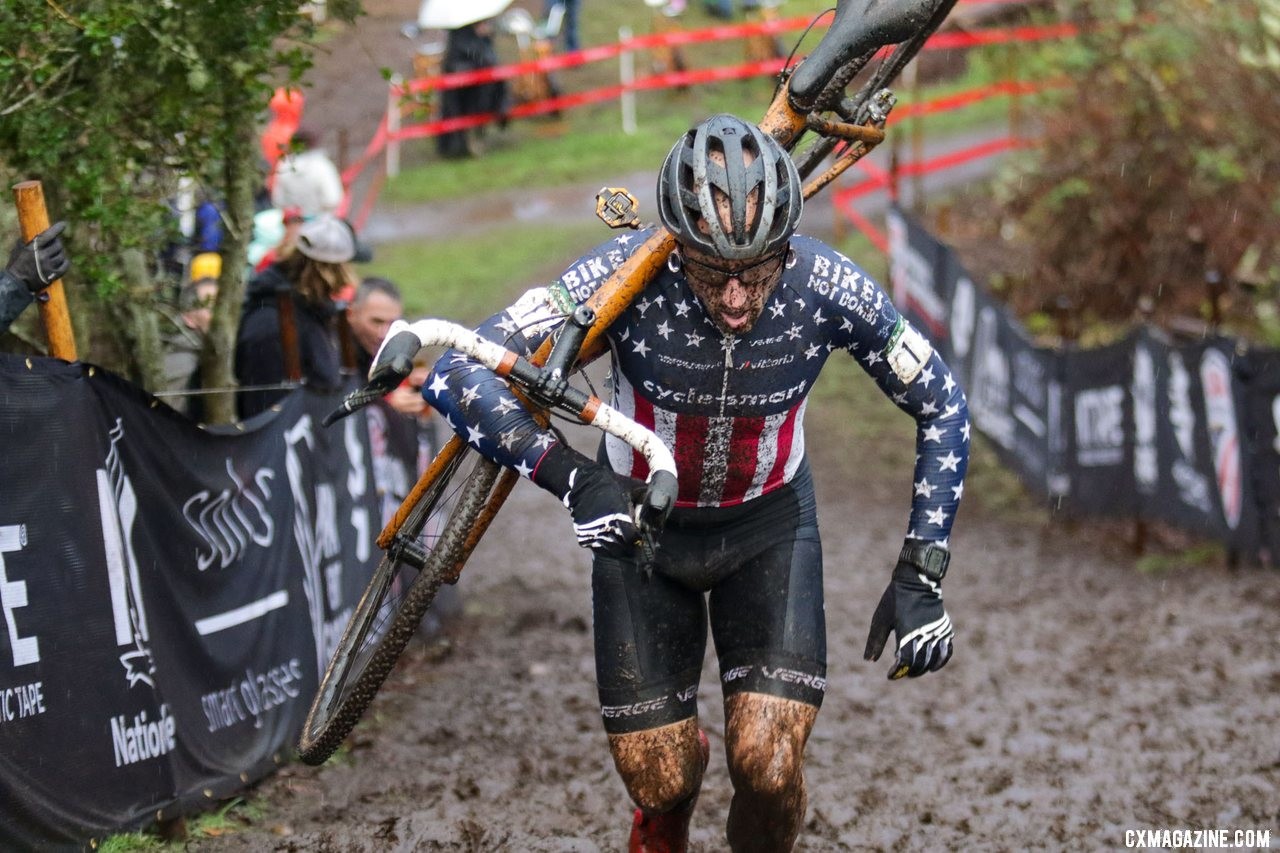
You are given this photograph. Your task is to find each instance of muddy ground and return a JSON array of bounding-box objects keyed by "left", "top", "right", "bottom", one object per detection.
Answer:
[{"left": 189, "top": 5, "right": 1280, "bottom": 849}]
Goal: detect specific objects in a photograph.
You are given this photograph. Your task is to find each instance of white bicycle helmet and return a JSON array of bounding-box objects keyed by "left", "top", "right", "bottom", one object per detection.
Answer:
[{"left": 657, "top": 114, "right": 802, "bottom": 260}]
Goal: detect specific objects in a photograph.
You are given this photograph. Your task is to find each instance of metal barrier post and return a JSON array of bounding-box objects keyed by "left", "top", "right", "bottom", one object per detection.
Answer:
[
  {"left": 619, "top": 27, "right": 637, "bottom": 135},
  {"left": 386, "top": 75, "right": 402, "bottom": 178}
]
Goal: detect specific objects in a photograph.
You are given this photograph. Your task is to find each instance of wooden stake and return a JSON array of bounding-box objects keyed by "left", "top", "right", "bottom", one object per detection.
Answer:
[{"left": 12, "top": 181, "right": 77, "bottom": 360}]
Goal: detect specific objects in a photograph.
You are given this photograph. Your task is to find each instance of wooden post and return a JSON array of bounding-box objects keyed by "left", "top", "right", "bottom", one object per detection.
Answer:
[{"left": 12, "top": 181, "right": 77, "bottom": 360}]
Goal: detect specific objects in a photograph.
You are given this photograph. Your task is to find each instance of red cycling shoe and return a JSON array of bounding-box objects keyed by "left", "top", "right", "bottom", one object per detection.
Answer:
[{"left": 628, "top": 729, "right": 711, "bottom": 853}]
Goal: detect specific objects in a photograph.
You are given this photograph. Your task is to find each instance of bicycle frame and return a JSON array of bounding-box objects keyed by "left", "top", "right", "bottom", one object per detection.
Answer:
[{"left": 378, "top": 0, "right": 959, "bottom": 556}]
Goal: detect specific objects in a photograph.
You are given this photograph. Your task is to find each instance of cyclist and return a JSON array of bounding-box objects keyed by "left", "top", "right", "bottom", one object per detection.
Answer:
[{"left": 420, "top": 114, "right": 969, "bottom": 851}]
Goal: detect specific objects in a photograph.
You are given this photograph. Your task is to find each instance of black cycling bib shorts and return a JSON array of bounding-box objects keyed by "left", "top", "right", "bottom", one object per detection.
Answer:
[{"left": 592, "top": 460, "right": 827, "bottom": 735}]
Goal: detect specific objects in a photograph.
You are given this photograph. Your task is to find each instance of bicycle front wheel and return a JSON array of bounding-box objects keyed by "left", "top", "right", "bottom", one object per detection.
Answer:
[{"left": 297, "top": 446, "right": 504, "bottom": 765}]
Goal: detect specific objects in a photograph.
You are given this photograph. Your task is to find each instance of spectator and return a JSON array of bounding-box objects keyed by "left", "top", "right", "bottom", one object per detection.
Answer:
[
  {"left": 249, "top": 206, "right": 306, "bottom": 273},
  {"left": 346, "top": 277, "right": 404, "bottom": 375},
  {"left": 270, "top": 128, "right": 344, "bottom": 218},
  {"left": 261, "top": 86, "right": 306, "bottom": 175},
  {"left": 1, "top": 222, "right": 69, "bottom": 336},
  {"left": 705, "top": 0, "right": 761, "bottom": 18},
  {"left": 234, "top": 214, "right": 354, "bottom": 419},
  {"left": 161, "top": 252, "right": 220, "bottom": 419},
  {"left": 346, "top": 277, "right": 430, "bottom": 419},
  {"left": 544, "top": 0, "right": 581, "bottom": 52},
  {"left": 437, "top": 20, "right": 509, "bottom": 159}
]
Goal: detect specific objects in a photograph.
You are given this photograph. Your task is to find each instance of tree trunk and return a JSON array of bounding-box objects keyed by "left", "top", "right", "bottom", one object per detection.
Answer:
[
  {"left": 201, "top": 88, "right": 259, "bottom": 425},
  {"left": 120, "top": 248, "right": 164, "bottom": 389}
]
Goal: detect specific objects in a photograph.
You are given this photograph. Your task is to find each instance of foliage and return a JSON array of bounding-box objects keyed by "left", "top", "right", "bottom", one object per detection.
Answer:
[
  {"left": 0, "top": 0, "right": 360, "bottom": 418},
  {"left": 990, "top": 0, "right": 1280, "bottom": 331}
]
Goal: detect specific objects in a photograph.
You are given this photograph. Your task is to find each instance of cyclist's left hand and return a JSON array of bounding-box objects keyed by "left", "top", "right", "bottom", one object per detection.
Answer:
[
  {"left": 863, "top": 560, "right": 954, "bottom": 680},
  {"left": 563, "top": 462, "right": 641, "bottom": 557}
]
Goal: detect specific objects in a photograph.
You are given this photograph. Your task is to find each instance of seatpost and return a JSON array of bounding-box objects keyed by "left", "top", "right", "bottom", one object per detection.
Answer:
[{"left": 533, "top": 305, "right": 596, "bottom": 406}]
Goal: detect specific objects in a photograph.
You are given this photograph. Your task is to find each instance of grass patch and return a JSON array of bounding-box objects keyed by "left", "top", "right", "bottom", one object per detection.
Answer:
[
  {"left": 1136, "top": 542, "right": 1226, "bottom": 575},
  {"left": 95, "top": 797, "right": 270, "bottom": 851},
  {"left": 96, "top": 831, "right": 164, "bottom": 852},
  {"left": 360, "top": 221, "right": 608, "bottom": 323}
]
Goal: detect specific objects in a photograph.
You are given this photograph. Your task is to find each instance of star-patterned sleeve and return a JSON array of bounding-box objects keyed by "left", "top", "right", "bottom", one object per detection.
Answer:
[
  {"left": 423, "top": 235, "right": 638, "bottom": 478},
  {"left": 816, "top": 246, "right": 970, "bottom": 546},
  {"left": 423, "top": 287, "right": 568, "bottom": 477}
]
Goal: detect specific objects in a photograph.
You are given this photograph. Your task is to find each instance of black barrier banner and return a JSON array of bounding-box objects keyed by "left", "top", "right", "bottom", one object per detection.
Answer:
[
  {"left": 0, "top": 354, "right": 384, "bottom": 848},
  {"left": 887, "top": 206, "right": 1262, "bottom": 556},
  {"left": 1132, "top": 330, "right": 1258, "bottom": 549},
  {"left": 1059, "top": 336, "right": 1136, "bottom": 518},
  {"left": 1238, "top": 349, "right": 1280, "bottom": 560}
]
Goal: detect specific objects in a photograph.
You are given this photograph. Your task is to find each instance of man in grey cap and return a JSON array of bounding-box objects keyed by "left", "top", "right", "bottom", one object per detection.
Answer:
[{"left": 234, "top": 214, "right": 356, "bottom": 419}]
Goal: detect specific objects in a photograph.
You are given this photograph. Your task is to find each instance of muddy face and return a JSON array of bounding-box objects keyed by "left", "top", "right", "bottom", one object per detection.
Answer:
[{"left": 679, "top": 245, "right": 786, "bottom": 336}]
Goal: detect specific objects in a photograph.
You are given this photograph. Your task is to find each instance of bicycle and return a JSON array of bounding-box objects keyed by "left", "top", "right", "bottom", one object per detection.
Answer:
[{"left": 298, "top": 0, "right": 960, "bottom": 766}]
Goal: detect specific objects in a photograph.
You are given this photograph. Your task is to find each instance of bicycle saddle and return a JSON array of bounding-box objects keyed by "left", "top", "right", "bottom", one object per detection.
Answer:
[{"left": 788, "top": 0, "right": 945, "bottom": 109}]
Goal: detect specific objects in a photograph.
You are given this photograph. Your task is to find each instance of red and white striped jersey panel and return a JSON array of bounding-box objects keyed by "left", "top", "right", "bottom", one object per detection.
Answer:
[{"left": 605, "top": 371, "right": 808, "bottom": 508}]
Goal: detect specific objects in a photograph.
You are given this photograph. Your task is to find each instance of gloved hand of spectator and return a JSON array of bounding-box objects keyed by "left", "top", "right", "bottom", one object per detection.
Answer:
[
  {"left": 533, "top": 442, "right": 640, "bottom": 557},
  {"left": 5, "top": 221, "right": 69, "bottom": 293},
  {"left": 863, "top": 541, "right": 954, "bottom": 680}
]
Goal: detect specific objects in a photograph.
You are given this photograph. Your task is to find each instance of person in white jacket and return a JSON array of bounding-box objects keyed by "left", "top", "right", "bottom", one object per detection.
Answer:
[{"left": 270, "top": 129, "right": 344, "bottom": 218}]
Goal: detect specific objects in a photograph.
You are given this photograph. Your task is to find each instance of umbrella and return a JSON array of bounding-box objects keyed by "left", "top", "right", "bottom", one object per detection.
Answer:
[{"left": 418, "top": 0, "right": 514, "bottom": 30}]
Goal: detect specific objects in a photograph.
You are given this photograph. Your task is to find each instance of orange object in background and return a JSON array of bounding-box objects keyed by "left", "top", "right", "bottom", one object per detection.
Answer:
[{"left": 261, "top": 87, "right": 306, "bottom": 178}]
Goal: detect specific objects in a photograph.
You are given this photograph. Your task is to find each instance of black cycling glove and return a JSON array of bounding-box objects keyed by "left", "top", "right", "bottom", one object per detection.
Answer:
[
  {"left": 534, "top": 442, "right": 640, "bottom": 558},
  {"left": 864, "top": 542, "right": 954, "bottom": 680},
  {"left": 4, "top": 221, "right": 69, "bottom": 293}
]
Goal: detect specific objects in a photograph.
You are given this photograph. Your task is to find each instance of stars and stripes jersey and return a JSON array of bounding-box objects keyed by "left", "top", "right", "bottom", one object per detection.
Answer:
[{"left": 426, "top": 229, "right": 970, "bottom": 543}]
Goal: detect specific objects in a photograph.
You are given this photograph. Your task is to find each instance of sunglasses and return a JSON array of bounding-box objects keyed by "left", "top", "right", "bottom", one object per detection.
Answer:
[{"left": 680, "top": 248, "right": 787, "bottom": 288}]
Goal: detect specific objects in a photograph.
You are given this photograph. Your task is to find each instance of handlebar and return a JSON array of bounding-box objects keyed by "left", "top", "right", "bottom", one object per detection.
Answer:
[{"left": 327, "top": 311, "right": 679, "bottom": 538}]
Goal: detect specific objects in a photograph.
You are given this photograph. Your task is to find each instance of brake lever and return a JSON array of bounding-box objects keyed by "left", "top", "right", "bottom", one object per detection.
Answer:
[
  {"left": 322, "top": 387, "right": 382, "bottom": 427},
  {"left": 633, "top": 469, "right": 678, "bottom": 573},
  {"left": 321, "top": 353, "right": 416, "bottom": 428}
]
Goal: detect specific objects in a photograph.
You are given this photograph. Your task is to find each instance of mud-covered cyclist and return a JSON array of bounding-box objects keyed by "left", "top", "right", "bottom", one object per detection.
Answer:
[{"left": 416, "top": 114, "right": 969, "bottom": 851}]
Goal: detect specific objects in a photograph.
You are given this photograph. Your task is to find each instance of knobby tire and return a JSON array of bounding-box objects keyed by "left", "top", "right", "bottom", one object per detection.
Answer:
[{"left": 297, "top": 451, "right": 503, "bottom": 765}]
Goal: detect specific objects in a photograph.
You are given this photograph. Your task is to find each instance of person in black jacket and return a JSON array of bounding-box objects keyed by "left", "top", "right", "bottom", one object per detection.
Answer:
[
  {"left": 436, "top": 19, "right": 509, "bottom": 159},
  {"left": 234, "top": 215, "right": 355, "bottom": 419}
]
